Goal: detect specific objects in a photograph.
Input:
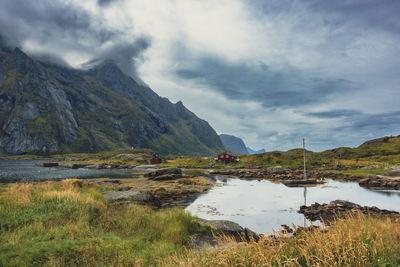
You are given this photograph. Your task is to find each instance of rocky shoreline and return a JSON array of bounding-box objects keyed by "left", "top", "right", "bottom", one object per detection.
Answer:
[
  {"left": 36, "top": 160, "right": 400, "bottom": 190},
  {"left": 86, "top": 168, "right": 215, "bottom": 209},
  {"left": 298, "top": 200, "right": 400, "bottom": 223}
]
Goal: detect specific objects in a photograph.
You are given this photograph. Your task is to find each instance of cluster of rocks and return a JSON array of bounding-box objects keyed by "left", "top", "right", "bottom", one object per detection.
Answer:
[
  {"left": 36, "top": 161, "right": 136, "bottom": 169},
  {"left": 145, "top": 167, "right": 183, "bottom": 181},
  {"left": 359, "top": 175, "right": 400, "bottom": 190},
  {"left": 192, "top": 218, "right": 263, "bottom": 248},
  {"left": 298, "top": 200, "right": 400, "bottom": 223},
  {"left": 90, "top": 168, "right": 215, "bottom": 209},
  {"left": 210, "top": 168, "right": 325, "bottom": 187}
]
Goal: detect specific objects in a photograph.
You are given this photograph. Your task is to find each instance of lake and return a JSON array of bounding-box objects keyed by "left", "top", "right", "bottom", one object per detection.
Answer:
[
  {"left": 186, "top": 176, "right": 400, "bottom": 234},
  {"left": 0, "top": 159, "right": 146, "bottom": 182},
  {"left": 2, "top": 160, "right": 399, "bottom": 235}
]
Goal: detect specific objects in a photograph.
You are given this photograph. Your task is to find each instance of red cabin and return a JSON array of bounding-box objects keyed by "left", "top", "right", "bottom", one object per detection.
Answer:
[
  {"left": 217, "top": 152, "right": 239, "bottom": 163},
  {"left": 150, "top": 154, "right": 162, "bottom": 164},
  {"left": 151, "top": 158, "right": 161, "bottom": 164}
]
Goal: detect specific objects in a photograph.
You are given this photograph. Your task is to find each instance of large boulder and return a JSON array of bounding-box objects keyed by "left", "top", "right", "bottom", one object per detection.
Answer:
[
  {"left": 146, "top": 167, "right": 182, "bottom": 180},
  {"left": 299, "top": 200, "right": 400, "bottom": 223},
  {"left": 198, "top": 218, "right": 260, "bottom": 242},
  {"left": 103, "top": 190, "right": 161, "bottom": 207}
]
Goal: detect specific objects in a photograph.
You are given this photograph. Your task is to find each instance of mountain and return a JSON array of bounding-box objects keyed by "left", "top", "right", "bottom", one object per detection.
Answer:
[
  {"left": 0, "top": 41, "right": 225, "bottom": 155},
  {"left": 219, "top": 134, "right": 248, "bottom": 154},
  {"left": 246, "top": 147, "right": 266, "bottom": 154}
]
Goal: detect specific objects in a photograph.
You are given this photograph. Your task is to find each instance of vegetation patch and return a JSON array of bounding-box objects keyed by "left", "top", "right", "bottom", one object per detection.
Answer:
[
  {"left": 0, "top": 180, "right": 211, "bottom": 266},
  {"left": 166, "top": 214, "right": 400, "bottom": 266},
  {"left": 323, "top": 168, "right": 387, "bottom": 176}
]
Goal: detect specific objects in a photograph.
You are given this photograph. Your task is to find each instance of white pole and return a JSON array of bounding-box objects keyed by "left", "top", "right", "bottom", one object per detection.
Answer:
[
  {"left": 303, "top": 138, "right": 307, "bottom": 180},
  {"left": 303, "top": 138, "right": 307, "bottom": 227}
]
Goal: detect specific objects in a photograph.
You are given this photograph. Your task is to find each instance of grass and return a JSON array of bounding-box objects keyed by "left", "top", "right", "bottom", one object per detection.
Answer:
[
  {"left": 166, "top": 214, "right": 400, "bottom": 266},
  {"left": 1, "top": 181, "right": 399, "bottom": 266},
  {"left": 163, "top": 135, "right": 400, "bottom": 171},
  {"left": 0, "top": 180, "right": 212, "bottom": 266}
]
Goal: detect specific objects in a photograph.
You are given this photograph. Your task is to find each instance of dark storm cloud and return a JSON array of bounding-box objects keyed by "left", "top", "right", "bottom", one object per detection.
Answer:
[
  {"left": 175, "top": 55, "right": 357, "bottom": 108},
  {"left": 0, "top": 0, "right": 150, "bottom": 79},
  {"left": 82, "top": 36, "right": 151, "bottom": 82},
  {"left": 0, "top": 0, "right": 114, "bottom": 47},
  {"left": 342, "top": 111, "right": 400, "bottom": 132}
]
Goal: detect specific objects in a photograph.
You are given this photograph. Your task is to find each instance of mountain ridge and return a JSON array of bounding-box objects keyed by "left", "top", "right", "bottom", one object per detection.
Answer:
[
  {"left": 0, "top": 43, "right": 225, "bottom": 155},
  {"left": 219, "top": 134, "right": 248, "bottom": 154}
]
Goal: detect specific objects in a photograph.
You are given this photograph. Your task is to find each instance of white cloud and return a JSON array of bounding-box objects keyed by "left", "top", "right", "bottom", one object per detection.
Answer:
[{"left": 3, "top": 0, "right": 399, "bottom": 151}]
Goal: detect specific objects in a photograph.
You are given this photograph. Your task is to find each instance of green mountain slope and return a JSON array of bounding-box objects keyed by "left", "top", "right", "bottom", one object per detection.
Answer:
[
  {"left": 240, "top": 135, "right": 400, "bottom": 168},
  {"left": 0, "top": 41, "right": 224, "bottom": 155}
]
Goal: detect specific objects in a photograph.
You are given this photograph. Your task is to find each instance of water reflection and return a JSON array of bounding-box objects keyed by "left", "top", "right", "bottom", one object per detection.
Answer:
[
  {"left": 186, "top": 177, "right": 400, "bottom": 234},
  {"left": 303, "top": 187, "right": 307, "bottom": 227}
]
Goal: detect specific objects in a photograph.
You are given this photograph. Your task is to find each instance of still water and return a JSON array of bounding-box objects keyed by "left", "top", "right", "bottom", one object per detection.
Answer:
[
  {"left": 0, "top": 159, "right": 143, "bottom": 182},
  {"left": 186, "top": 176, "right": 400, "bottom": 234}
]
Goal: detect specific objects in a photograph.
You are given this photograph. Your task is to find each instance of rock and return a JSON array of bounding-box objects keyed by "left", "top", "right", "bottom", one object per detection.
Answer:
[
  {"left": 190, "top": 234, "right": 217, "bottom": 249},
  {"left": 87, "top": 179, "right": 121, "bottom": 186},
  {"left": 58, "top": 162, "right": 89, "bottom": 169},
  {"left": 103, "top": 190, "right": 161, "bottom": 207},
  {"left": 282, "top": 179, "right": 320, "bottom": 187},
  {"left": 36, "top": 162, "right": 59, "bottom": 167},
  {"left": 150, "top": 173, "right": 183, "bottom": 181},
  {"left": 198, "top": 218, "right": 260, "bottom": 242},
  {"left": 85, "top": 164, "right": 100, "bottom": 169},
  {"left": 111, "top": 153, "right": 136, "bottom": 161},
  {"left": 146, "top": 167, "right": 182, "bottom": 179},
  {"left": 384, "top": 170, "right": 400, "bottom": 177},
  {"left": 358, "top": 175, "right": 399, "bottom": 190},
  {"left": 298, "top": 200, "right": 400, "bottom": 223}
]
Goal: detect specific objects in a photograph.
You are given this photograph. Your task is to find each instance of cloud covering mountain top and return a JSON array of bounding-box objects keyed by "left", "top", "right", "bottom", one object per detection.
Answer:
[{"left": 1, "top": 0, "right": 399, "bottom": 151}]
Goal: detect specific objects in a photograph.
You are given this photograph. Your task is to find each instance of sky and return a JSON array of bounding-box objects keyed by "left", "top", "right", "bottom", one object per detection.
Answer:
[{"left": 1, "top": 0, "right": 399, "bottom": 151}]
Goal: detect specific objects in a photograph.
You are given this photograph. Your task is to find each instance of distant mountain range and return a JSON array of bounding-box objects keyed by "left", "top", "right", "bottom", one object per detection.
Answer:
[
  {"left": 246, "top": 147, "right": 266, "bottom": 154},
  {"left": 0, "top": 36, "right": 225, "bottom": 155},
  {"left": 219, "top": 134, "right": 265, "bottom": 155}
]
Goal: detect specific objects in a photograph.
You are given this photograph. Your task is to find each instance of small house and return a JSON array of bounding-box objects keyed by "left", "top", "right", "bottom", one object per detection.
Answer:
[
  {"left": 150, "top": 154, "right": 162, "bottom": 164},
  {"left": 217, "top": 152, "right": 239, "bottom": 163}
]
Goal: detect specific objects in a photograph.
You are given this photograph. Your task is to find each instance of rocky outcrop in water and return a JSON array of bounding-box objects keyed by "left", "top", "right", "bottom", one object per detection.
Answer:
[
  {"left": 298, "top": 200, "right": 400, "bottom": 223},
  {"left": 359, "top": 175, "right": 400, "bottom": 190}
]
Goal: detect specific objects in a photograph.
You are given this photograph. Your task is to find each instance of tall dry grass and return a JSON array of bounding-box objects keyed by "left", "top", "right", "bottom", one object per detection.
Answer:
[
  {"left": 165, "top": 214, "right": 400, "bottom": 267},
  {"left": 0, "top": 179, "right": 211, "bottom": 266}
]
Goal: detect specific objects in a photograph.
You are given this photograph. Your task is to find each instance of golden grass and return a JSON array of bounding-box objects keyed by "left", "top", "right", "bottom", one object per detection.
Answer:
[
  {"left": 165, "top": 214, "right": 400, "bottom": 267},
  {"left": 2, "top": 179, "right": 105, "bottom": 207}
]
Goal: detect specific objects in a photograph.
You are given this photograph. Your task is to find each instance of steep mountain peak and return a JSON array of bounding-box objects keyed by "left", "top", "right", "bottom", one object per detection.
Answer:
[
  {"left": 6, "top": 47, "right": 37, "bottom": 73},
  {"left": 219, "top": 134, "right": 249, "bottom": 155},
  {"left": 89, "top": 59, "right": 123, "bottom": 77},
  {"left": 0, "top": 45, "right": 225, "bottom": 155}
]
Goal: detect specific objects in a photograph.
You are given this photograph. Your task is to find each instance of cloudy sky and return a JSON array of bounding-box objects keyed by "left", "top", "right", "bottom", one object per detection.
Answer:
[{"left": 1, "top": 0, "right": 400, "bottom": 151}]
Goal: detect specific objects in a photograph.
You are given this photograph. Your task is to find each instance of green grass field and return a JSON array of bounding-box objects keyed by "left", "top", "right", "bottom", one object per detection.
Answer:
[
  {"left": 1, "top": 180, "right": 399, "bottom": 266},
  {"left": 0, "top": 180, "right": 211, "bottom": 266}
]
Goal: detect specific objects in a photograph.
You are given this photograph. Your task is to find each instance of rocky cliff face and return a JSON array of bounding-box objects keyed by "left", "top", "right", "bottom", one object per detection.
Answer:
[
  {"left": 219, "top": 134, "right": 248, "bottom": 155},
  {"left": 0, "top": 42, "right": 225, "bottom": 155}
]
